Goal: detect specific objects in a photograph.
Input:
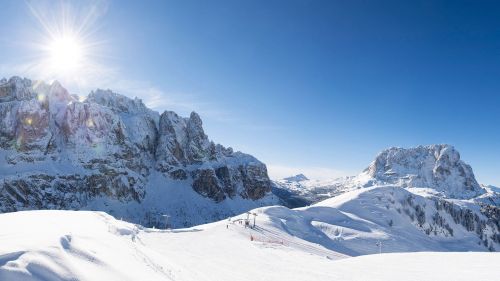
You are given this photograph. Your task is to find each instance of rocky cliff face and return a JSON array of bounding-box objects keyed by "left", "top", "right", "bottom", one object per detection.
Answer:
[
  {"left": 0, "top": 77, "right": 274, "bottom": 227},
  {"left": 360, "top": 144, "right": 484, "bottom": 199}
]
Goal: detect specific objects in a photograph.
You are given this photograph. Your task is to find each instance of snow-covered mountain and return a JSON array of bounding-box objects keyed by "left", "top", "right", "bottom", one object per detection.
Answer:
[
  {"left": 283, "top": 173, "right": 309, "bottom": 182},
  {"left": 272, "top": 144, "right": 500, "bottom": 252},
  {"left": 0, "top": 77, "right": 277, "bottom": 227},
  {"left": 274, "top": 144, "right": 499, "bottom": 207},
  {"left": 272, "top": 175, "right": 355, "bottom": 207},
  {"left": 358, "top": 144, "right": 484, "bottom": 199}
]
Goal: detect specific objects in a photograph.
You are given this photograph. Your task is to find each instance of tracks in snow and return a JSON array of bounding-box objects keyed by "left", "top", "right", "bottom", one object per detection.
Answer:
[{"left": 230, "top": 222, "right": 349, "bottom": 260}]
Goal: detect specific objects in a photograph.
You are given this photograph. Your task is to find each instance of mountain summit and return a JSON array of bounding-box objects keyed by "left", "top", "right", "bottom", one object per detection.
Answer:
[
  {"left": 274, "top": 144, "right": 495, "bottom": 207},
  {"left": 0, "top": 77, "right": 275, "bottom": 227},
  {"left": 359, "top": 144, "right": 484, "bottom": 199},
  {"left": 283, "top": 174, "right": 309, "bottom": 182}
]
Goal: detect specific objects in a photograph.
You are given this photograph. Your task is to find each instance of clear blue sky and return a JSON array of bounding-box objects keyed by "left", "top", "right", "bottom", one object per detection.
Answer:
[{"left": 1, "top": 0, "right": 499, "bottom": 184}]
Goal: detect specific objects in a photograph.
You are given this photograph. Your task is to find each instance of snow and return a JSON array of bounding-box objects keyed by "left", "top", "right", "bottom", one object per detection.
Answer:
[
  {"left": 270, "top": 186, "right": 497, "bottom": 255},
  {"left": 1, "top": 184, "right": 498, "bottom": 280},
  {"left": 0, "top": 210, "right": 498, "bottom": 281},
  {"left": 318, "top": 252, "right": 499, "bottom": 281}
]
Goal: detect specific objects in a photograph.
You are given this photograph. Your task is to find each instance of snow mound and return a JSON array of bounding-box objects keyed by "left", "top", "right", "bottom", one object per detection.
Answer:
[{"left": 0, "top": 211, "right": 170, "bottom": 281}]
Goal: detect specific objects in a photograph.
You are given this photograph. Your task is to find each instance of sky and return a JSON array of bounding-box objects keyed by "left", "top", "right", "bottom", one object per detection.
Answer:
[{"left": 0, "top": 0, "right": 499, "bottom": 184}]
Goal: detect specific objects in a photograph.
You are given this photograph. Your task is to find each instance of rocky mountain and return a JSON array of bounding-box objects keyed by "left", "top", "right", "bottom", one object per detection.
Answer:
[
  {"left": 358, "top": 145, "right": 484, "bottom": 199},
  {"left": 0, "top": 77, "right": 276, "bottom": 227},
  {"left": 274, "top": 145, "right": 498, "bottom": 207}
]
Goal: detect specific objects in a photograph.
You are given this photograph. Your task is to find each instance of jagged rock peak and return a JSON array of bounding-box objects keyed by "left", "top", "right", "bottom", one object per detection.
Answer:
[
  {"left": 283, "top": 174, "right": 309, "bottom": 182},
  {"left": 361, "top": 144, "right": 484, "bottom": 199},
  {"left": 0, "top": 77, "right": 76, "bottom": 104},
  {"left": 0, "top": 76, "right": 36, "bottom": 102},
  {"left": 87, "top": 89, "right": 151, "bottom": 115}
]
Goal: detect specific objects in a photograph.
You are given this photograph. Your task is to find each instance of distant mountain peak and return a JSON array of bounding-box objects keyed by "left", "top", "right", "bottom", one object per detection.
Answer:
[
  {"left": 359, "top": 144, "right": 484, "bottom": 199},
  {"left": 283, "top": 174, "right": 309, "bottom": 182},
  {"left": 273, "top": 144, "right": 495, "bottom": 208}
]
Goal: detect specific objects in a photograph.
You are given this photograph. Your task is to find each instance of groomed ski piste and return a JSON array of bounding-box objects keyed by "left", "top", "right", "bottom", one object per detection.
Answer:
[{"left": 1, "top": 185, "right": 499, "bottom": 281}]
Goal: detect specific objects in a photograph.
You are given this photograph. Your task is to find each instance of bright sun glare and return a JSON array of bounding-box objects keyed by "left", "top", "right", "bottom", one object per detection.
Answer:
[
  {"left": 48, "top": 35, "right": 84, "bottom": 72},
  {"left": 24, "top": 0, "right": 108, "bottom": 85}
]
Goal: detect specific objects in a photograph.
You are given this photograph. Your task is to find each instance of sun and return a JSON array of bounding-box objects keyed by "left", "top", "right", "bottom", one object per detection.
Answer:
[
  {"left": 47, "top": 35, "right": 84, "bottom": 72},
  {"left": 22, "top": 1, "right": 110, "bottom": 90}
]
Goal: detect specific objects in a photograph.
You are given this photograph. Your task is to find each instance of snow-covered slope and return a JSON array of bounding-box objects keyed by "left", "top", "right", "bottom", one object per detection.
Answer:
[
  {"left": 476, "top": 185, "right": 500, "bottom": 206},
  {"left": 0, "top": 77, "right": 277, "bottom": 227},
  {"left": 268, "top": 185, "right": 499, "bottom": 254},
  {"left": 1, "top": 210, "right": 498, "bottom": 281}
]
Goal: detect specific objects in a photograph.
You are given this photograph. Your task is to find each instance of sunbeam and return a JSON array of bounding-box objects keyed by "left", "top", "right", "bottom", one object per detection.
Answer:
[{"left": 19, "top": 0, "right": 110, "bottom": 92}]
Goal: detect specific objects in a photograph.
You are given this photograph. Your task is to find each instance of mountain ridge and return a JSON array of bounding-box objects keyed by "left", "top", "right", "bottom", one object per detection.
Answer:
[{"left": 0, "top": 76, "right": 276, "bottom": 227}]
